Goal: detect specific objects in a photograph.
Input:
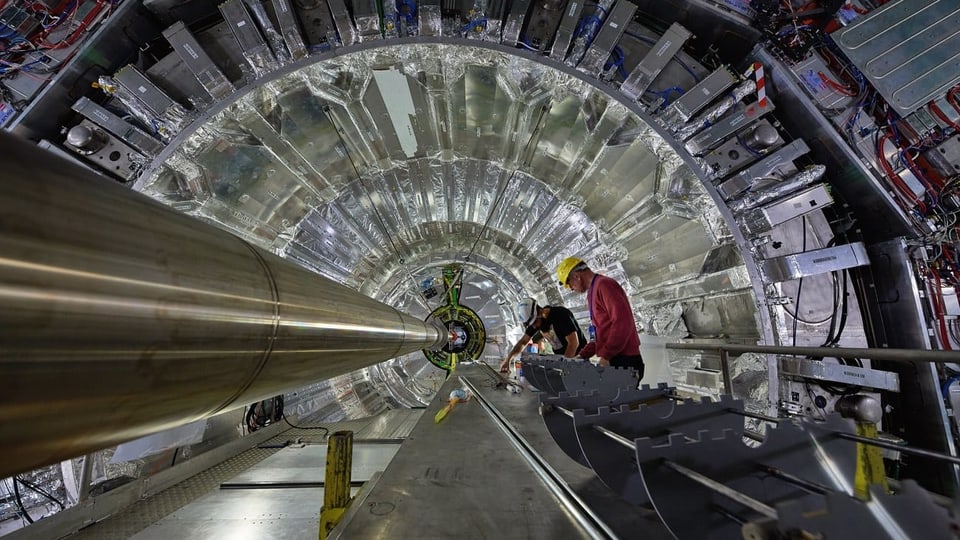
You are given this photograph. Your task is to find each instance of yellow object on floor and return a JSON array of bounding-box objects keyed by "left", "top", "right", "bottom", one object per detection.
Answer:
[{"left": 435, "top": 389, "right": 469, "bottom": 423}]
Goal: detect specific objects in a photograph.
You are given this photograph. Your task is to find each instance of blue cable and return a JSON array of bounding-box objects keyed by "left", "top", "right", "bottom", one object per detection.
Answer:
[
  {"left": 644, "top": 86, "right": 684, "bottom": 110},
  {"left": 517, "top": 34, "right": 538, "bottom": 52},
  {"left": 461, "top": 17, "right": 487, "bottom": 35},
  {"left": 604, "top": 46, "right": 622, "bottom": 70},
  {"left": 941, "top": 375, "right": 960, "bottom": 399},
  {"left": 397, "top": 0, "right": 416, "bottom": 23},
  {"left": 585, "top": 2, "right": 608, "bottom": 17},
  {"left": 737, "top": 131, "right": 765, "bottom": 158},
  {"left": 47, "top": 0, "right": 78, "bottom": 31},
  {"left": 603, "top": 46, "right": 628, "bottom": 80}
]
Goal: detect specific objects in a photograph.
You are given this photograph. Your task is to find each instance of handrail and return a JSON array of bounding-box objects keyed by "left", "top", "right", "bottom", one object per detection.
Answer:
[{"left": 665, "top": 343, "right": 959, "bottom": 364}]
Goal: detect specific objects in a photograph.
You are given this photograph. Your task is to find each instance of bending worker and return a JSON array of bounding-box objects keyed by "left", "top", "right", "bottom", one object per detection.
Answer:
[
  {"left": 556, "top": 257, "right": 644, "bottom": 379},
  {"left": 499, "top": 298, "right": 586, "bottom": 373}
]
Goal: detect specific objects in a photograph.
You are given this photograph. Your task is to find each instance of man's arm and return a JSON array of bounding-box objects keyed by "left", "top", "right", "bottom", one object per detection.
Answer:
[
  {"left": 562, "top": 331, "right": 580, "bottom": 358},
  {"left": 499, "top": 332, "right": 532, "bottom": 372}
]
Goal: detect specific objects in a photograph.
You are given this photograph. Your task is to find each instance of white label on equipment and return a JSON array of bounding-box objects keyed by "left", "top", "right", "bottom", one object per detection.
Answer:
[
  {"left": 656, "top": 40, "right": 672, "bottom": 57},
  {"left": 183, "top": 43, "right": 200, "bottom": 60},
  {"left": 609, "top": 22, "right": 618, "bottom": 28},
  {"left": 237, "top": 20, "right": 246, "bottom": 27},
  {"left": 138, "top": 86, "right": 147, "bottom": 93}
]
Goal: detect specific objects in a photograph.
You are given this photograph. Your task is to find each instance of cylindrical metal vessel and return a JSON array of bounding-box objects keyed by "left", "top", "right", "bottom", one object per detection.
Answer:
[{"left": 0, "top": 133, "right": 446, "bottom": 478}]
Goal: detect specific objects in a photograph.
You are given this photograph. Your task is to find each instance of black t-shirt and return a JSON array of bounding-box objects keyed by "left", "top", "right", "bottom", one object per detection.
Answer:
[{"left": 525, "top": 305, "right": 586, "bottom": 356}]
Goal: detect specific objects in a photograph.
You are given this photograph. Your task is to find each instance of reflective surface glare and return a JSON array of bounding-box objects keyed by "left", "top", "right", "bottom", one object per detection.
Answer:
[{"left": 140, "top": 43, "right": 757, "bottom": 403}]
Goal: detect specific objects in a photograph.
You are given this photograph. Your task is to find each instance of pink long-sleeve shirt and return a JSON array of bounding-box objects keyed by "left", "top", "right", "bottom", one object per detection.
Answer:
[{"left": 580, "top": 274, "right": 641, "bottom": 360}]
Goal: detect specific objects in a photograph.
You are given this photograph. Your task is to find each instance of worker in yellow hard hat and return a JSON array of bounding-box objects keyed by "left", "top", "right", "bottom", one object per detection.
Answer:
[
  {"left": 556, "top": 256, "right": 644, "bottom": 377},
  {"left": 556, "top": 256, "right": 585, "bottom": 289}
]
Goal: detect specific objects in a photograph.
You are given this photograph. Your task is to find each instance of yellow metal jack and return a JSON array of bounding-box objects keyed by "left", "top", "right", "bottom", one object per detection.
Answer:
[{"left": 319, "top": 430, "right": 353, "bottom": 539}]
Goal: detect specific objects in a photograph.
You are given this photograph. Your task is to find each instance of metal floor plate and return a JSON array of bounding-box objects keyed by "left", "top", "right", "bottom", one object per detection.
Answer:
[
  {"left": 68, "top": 373, "right": 671, "bottom": 539},
  {"left": 223, "top": 443, "right": 400, "bottom": 485},
  {"left": 129, "top": 488, "right": 324, "bottom": 539},
  {"left": 469, "top": 369, "right": 673, "bottom": 539},
  {"left": 353, "top": 408, "right": 423, "bottom": 439},
  {"left": 66, "top": 415, "right": 413, "bottom": 540},
  {"left": 332, "top": 364, "right": 673, "bottom": 539}
]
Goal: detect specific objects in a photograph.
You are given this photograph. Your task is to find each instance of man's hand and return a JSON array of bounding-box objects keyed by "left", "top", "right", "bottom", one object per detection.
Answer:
[
  {"left": 499, "top": 358, "right": 510, "bottom": 373},
  {"left": 597, "top": 357, "right": 610, "bottom": 367}
]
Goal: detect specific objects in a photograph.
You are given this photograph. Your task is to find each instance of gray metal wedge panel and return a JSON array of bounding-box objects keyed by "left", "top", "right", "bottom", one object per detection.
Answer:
[
  {"left": 327, "top": 0, "right": 358, "bottom": 45},
  {"left": 219, "top": 0, "right": 277, "bottom": 75},
  {"left": 353, "top": 0, "right": 382, "bottom": 42},
  {"left": 270, "top": 0, "right": 308, "bottom": 59},
  {"left": 620, "top": 23, "right": 692, "bottom": 101},
  {"left": 684, "top": 99, "right": 775, "bottom": 156},
  {"left": 577, "top": 0, "right": 637, "bottom": 77},
  {"left": 760, "top": 242, "right": 870, "bottom": 283},
  {"left": 549, "top": 0, "right": 584, "bottom": 61},
  {"left": 163, "top": 22, "right": 235, "bottom": 100},
  {"left": 114, "top": 66, "right": 179, "bottom": 118},
  {"left": 662, "top": 66, "right": 737, "bottom": 124},
  {"left": 501, "top": 0, "right": 531, "bottom": 45}
]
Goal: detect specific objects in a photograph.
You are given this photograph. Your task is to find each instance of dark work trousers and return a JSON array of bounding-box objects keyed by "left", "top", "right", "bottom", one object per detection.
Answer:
[{"left": 610, "top": 354, "right": 644, "bottom": 381}]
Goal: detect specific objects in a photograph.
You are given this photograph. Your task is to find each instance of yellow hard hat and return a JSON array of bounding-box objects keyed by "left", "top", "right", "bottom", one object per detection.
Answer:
[{"left": 556, "top": 256, "right": 584, "bottom": 288}]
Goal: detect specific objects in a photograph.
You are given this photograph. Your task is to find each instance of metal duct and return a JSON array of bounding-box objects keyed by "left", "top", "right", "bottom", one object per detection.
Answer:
[{"left": 0, "top": 133, "right": 447, "bottom": 478}]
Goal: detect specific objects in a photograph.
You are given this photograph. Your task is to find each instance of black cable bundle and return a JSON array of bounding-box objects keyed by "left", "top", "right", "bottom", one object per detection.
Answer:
[{"left": 245, "top": 395, "right": 285, "bottom": 432}]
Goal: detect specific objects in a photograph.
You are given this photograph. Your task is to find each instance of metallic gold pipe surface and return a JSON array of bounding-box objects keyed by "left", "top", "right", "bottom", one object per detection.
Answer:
[{"left": 0, "top": 133, "right": 446, "bottom": 478}]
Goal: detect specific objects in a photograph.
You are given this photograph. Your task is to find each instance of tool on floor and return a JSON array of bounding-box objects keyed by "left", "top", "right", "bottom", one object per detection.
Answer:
[{"left": 435, "top": 388, "right": 469, "bottom": 423}]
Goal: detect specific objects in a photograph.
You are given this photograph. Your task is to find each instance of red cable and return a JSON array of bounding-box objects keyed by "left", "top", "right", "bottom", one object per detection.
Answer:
[
  {"left": 902, "top": 148, "right": 943, "bottom": 189},
  {"left": 947, "top": 85, "right": 960, "bottom": 117},
  {"left": 818, "top": 71, "right": 856, "bottom": 96},
  {"left": 929, "top": 100, "right": 960, "bottom": 131},
  {"left": 35, "top": 0, "right": 107, "bottom": 50},
  {"left": 930, "top": 270, "right": 953, "bottom": 350},
  {"left": 816, "top": 46, "right": 860, "bottom": 96},
  {"left": 845, "top": 1, "right": 869, "bottom": 14},
  {"left": 945, "top": 250, "right": 960, "bottom": 284},
  {"left": 877, "top": 134, "right": 927, "bottom": 214}
]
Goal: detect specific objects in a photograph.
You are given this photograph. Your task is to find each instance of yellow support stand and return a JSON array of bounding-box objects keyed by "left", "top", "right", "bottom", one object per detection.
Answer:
[
  {"left": 319, "top": 430, "right": 354, "bottom": 539},
  {"left": 854, "top": 421, "right": 889, "bottom": 500}
]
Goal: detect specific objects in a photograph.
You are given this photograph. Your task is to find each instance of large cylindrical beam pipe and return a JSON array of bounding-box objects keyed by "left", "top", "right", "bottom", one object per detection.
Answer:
[{"left": 0, "top": 133, "right": 447, "bottom": 478}]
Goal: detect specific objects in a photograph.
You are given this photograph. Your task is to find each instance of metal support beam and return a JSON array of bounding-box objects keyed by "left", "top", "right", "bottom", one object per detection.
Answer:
[
  {"left": 0, "top": 133, "right": 447, "bottom": 478},
  {"left": 665, "top": 342, "right": 959, "bottom": 364}
]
